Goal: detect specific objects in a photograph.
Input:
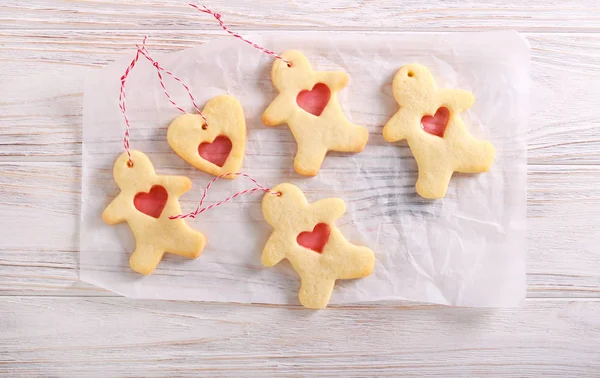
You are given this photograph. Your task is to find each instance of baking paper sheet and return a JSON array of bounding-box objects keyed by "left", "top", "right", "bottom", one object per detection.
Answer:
[{"left": 81, "top": 31, "right": 529, "bottom": 306}]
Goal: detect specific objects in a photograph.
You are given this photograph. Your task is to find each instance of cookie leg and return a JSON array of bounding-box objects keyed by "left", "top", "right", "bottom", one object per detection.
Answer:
[
  {"left": 261, "top": 232, "right": 287, "bottom": 267},
  {"left": 337, "top": 247, "right": 375, "bottom": 279},
  {"left": 456, "top": 139, "right": 496, "bottom": 173},
  {"left": 330, "top": 123, "right": 369, "bottom": 153},
  {"left": 415, "top": 162, "right": 454, "bottom": 199},
  {"left": 298, "top": 276, "right": 336, "bottom": 309},
  {"left": 294, "top": 144, "right": 327, "bottom": 176},
  {"left": 130, "top": 244, "right": 164, "bottom": 275},
  {"left": 169, "top": 227, "right": 206, "bottom": 259}
]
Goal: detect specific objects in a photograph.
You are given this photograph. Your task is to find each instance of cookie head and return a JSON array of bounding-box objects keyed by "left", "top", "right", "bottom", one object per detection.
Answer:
[
  {"left": 262, "top": 183, "right": 308, "bottom": 225},
  {"left": 393, "top": 64, "right": 436, "bottom": 102},
  {"left": 271, "top": 50, "right": 314, "bottom": 91},
  {"left": 112, "top": 150, "right": 156, "bottom": 188}
]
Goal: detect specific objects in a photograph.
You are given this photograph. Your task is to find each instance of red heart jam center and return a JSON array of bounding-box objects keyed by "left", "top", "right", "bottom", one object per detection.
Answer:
[
  {"left": 134, "top": 185, "right": 168, "bottom": 218},
  {"left": 421, "top": 107, "right": 450, "bottom": 138},
  {"left": 198, "top": 135, "right": 232, "bottom": 167},
  {"left": 297, "top": 223, "right": 330, "bottom": 253},
  {"left": 296, "top": 83, "right": 331, "bottom": 116}
]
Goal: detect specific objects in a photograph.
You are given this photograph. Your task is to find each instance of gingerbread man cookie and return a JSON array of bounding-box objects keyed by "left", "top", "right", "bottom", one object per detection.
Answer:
[
  {"left": 168, "top": 95, "right": 246, "bottom": 178},
  {"left": 262, "top": 183, "right": 374, "bottom": 309},
  {"left": 102, "top": 150, "right": 206, "bottom": 275},
  {"left": 262, "top": 50, "right": 369, "bottom": 176},
  {"left": 383, "top": 64, "right": 495, "bottom": 199}
]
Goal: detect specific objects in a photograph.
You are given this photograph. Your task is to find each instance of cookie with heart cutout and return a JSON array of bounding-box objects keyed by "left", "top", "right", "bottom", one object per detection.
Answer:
[
  {"left": 102, "top": 150, "right": 206, "bottom": 275},
  {"left": 383, "top": 64, "right": 495, "bottom": 199},
  {"left": 262, "top": 50, "right": 369, "bottom": 177},
  {"left": 261, "top": 183, "right": 374, "bottom": 309},
  {"left": 168, "top": 94, "right": 246, "bottom": 179}
]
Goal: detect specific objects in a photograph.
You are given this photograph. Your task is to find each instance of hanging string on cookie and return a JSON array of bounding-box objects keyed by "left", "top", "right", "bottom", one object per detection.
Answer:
[
  {"left": 189, "top": 3, "right": 292, "bottom": 67},
  {"left": 170, "top": 173, "right": 281, "bottom": 220},
  {"left": 118, "top": 39, "right": 145, "bottom": 166},
  {"left": 119, "top": 36, "right": 208, "bottom": 166},
  {"left": 136, "top": 39, "right": 207, "bottom": 122}
]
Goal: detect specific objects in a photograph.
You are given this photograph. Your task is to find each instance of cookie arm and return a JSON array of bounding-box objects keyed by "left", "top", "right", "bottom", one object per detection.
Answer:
[
  {"left": 439, "top": 89, "right": 474, "bottom": 112},
  {"left": 163, "top": 176, "right": 192, "bottom": 196},
  {"left": 383, "top": 108, "right": 418, "bottom": 143},
  {"left": 316, "top": 71, "right": 349, "bottom": 92},
  {"left": 102, "top": 193, "right": 127, "bottom": 224},
  {"left": 310, "top": 198, "right": 346, "bottom": 223},
  {"left": 261, "top": 232, "right": 287, "bottom": 267},
  {"left": 262, "top": 93, "right": 293, "bottom": 127}
]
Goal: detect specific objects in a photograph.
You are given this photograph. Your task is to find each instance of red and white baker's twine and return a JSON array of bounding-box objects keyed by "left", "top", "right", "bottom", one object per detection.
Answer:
[
  {"left": 189, "top": 3, "right": 292, "bottom": 67},
  {"left": 118, "top": 40, "right": 143, "bottom": 166},
  {"left": 119, "top": 36, "right": 208, "bottom": 166},
  {"left": 170, "top": 173, "right": 281, "bottom": 220}
]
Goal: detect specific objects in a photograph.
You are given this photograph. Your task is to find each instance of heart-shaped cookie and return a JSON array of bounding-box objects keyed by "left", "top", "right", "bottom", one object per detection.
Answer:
[{"left": 168, "top": 95, "right": 246, "bottom": 179}]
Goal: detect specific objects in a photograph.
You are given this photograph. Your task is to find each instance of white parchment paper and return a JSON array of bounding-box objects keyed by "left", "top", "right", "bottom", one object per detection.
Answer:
[{"left": 81, "top": 31, "right": 529, "bottom": 307}]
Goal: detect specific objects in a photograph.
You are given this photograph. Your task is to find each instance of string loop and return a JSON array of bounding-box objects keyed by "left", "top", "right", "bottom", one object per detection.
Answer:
[
  {"left": 118, "top": 36, "right": 209, "bottom": 165},
  {"left": 118, "top": 41, "right": 144, "bottom": 166},
  {"left": 135, "top": 40, "right": 207, "bottom": 122},
  {"left": 170, "top": 173, "right": 281, "bottom": 220},
  {"left": 189, "top": 3, "right": 292, "bottom": 67}
]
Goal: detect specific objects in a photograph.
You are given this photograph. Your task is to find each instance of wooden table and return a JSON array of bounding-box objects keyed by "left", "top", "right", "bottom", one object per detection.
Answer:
[{"left": 1, "top": 1, "right": 599, "bottom": 376}]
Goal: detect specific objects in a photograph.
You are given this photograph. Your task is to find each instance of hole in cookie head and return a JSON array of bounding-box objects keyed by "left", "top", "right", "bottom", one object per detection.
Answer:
[
  {"left": 126, "top": 160, "right": 134, "bottom": 168},
  {"left": 268, "top": 188, "right": 282, "bottom": 197},
  {"left": 201, "top": 123, "right": 208, "bottom": 130},
  {"left": 408, "top": 70, "right": 414, "bottom": 77}
]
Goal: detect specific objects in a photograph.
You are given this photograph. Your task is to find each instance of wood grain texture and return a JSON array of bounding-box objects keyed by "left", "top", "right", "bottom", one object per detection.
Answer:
[
  {"left": 1, "top": 31, "right": 600, "bottom": 164},
  {"left": 1, "top": 297, "right": 599, "bottom": 376},
  {"left": 0, "top": 163, "right": 598, "bottom": 297},
  {"left": 1, "top": 0, "right": 599, "bottom": 32}
]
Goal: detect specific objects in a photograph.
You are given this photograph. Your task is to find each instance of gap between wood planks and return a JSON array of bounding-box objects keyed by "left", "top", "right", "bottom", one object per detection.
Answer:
[
  {"left": 0, "top": 294, "right": 598, "bottom": 302},
  {"left": 1, "top": 154, "right": 599, "bottom": 167},
  {"left": 2, "top": 28, "right": 600, "bottom": 33}
]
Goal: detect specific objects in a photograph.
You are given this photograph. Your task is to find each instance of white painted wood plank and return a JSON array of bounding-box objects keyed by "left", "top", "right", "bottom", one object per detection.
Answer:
[
  {"left": 1, "top": 162, "right": 598, "bottom": 297},
  {"left": 1, "top": 0, "right": 599, "bottom": 32},
  {"left": 1, "top": 31, "right": 599, "bottom": 164},
  {"left": 527, "top": 165, "right": 600, "bottom": 297},
  {"left": 1, "top": 297, "right": 599, "bottom": 376},
  {"left": 0, "top": 162, "right": 102, "bottom": 295}
]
